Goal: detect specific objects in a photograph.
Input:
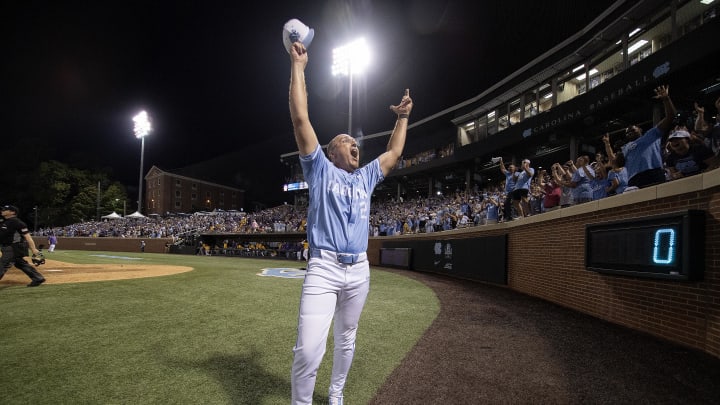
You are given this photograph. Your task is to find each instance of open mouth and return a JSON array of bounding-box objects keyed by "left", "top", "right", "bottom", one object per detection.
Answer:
[{"left": 350, "top": 149, "right": 359, "bottom": 159}]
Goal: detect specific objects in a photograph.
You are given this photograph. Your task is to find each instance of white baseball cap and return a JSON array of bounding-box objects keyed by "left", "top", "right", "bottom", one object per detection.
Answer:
[
  {"left": 283, "top": 18, "right": 314, "bottom": 53},
  {"left": 668, "top": 130, "right": 691, "bottom": 140}
]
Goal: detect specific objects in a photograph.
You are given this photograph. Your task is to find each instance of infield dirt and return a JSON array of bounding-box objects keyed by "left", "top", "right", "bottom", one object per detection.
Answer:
[{"left": 0, "top": 258, "right": 192, "bottom": 286}]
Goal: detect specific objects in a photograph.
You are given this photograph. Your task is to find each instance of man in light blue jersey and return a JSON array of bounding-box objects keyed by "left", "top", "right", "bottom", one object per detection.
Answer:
[
  {"left": 288, "top": 41, "right": 413, "bottom": 405},
  {"left": 607, "top": 85, "right": 676, "bottom": 188},
  {"left": 498, "top": 157, "right": 516, "bottom": 221},
  {"left": 512, "top": 159, "right": 535, "bottom": 217}
]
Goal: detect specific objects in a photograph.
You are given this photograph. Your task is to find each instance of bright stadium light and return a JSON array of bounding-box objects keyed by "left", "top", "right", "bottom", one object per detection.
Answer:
[
  {"left": 133, "top": 110, "right": 152, "bottom": 139},
  {"left": 331, "top": 38, "right": 370, "bottom": 76},
  {"left": 133, "top": 110, "right": 152, "bottom": 214},
  {"left": 332, "top": 38, "right": 371, "bottom": 135}
]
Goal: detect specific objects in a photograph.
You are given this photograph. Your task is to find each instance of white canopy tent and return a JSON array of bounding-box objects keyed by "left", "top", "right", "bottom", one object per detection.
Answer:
[
  {"left": 101, "top": 211, "right": 123, "bottom": 220},
  {"left": 126, "top": 211, "right": 146, "bottom": 218}
]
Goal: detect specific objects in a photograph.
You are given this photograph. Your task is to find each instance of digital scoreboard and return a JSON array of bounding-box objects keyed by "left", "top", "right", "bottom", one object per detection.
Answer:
[
  {"left": 283, "top": 181, "right": 308, "bottom": 191},
  {"left": 585, "top": 210, "right": 705, "bottom": 281}
]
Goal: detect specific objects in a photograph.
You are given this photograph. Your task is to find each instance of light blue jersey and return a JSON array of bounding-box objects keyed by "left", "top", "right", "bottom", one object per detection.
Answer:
[
  {"left": 591, "top": 177, "right": 608, "bottom": 200},
  {"left": 300, "top": 144, "right": 384, "bottom": 254},
  {"left": 504, "top": 172, "right": 516, "bottom": 193},
  {"left": 513, "top": 168, "right": 535, "bottom": 191},
  {"left": 486, "top": 203, "right": 499, "bottom": 221},
  {"left": 608, "top": 168, "right": 628, "bottom": 194},
  {"left": 571, "top": 167, "right": 594, "bottom": 201},
  {"left": 621, "top": 126, "right": 664, "bottom": 179}
]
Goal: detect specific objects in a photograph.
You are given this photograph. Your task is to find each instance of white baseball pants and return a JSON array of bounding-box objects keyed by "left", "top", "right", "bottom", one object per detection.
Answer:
[{"left": 291, "top": 251, "right": 370, "bottom": 405}]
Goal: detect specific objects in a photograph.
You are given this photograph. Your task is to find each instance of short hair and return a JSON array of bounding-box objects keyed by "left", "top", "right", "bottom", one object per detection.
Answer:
[
  {"left": 614, "top": 152, "right": 626, "bottom": 167},
  {"left": 327, "top": 134, "right": 352, "bottom": 159}
]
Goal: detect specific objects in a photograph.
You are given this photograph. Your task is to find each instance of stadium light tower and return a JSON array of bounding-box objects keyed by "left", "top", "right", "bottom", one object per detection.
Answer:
[
  {"left": 133, "top": 110, "right": 152, "bottom": 214},
  {"left": 332, "top": 38, "right": 370, "bottom": 135}
]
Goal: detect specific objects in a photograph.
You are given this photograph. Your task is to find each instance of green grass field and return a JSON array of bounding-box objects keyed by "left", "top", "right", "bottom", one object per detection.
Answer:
[{"left": 0, "top": 251, "right": 439, "bottom": 404}]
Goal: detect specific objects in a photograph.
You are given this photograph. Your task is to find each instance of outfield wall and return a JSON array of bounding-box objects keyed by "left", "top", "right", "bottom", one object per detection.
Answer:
[
  {"left": 368, "top": 168, "right": 720, "bottom": 359},
  {"left": 31, "top": 236, "right": 173, "bottom": 254}
]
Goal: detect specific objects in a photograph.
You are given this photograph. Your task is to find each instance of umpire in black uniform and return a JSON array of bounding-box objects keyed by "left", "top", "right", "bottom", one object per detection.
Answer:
[{"left": 0, "top": 205, "right": 46, "bottom": 287}]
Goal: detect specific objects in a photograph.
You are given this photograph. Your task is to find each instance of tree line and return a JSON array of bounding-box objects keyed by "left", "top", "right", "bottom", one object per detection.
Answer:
[{"left": 4, "top": 160, "right": 130, "bottom": 229}]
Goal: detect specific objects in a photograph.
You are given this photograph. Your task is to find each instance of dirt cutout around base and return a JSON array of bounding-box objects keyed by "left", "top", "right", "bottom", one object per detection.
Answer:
[{"left": 1, "top": 258, "right": 192, "bottom": 286}]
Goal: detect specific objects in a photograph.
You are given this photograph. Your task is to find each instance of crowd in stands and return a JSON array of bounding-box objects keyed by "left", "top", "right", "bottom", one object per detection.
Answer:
[
  {"left": 36, "top": 93, "right": 720, "bottom": 241},
  {"left": 36, "top": 204, "right": 308, "bottom": 239}
]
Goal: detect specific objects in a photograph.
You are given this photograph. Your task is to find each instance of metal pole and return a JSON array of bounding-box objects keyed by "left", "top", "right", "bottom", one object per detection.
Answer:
[
  {"left": 348, "top": 73, "right": 353, "bottom": 135},
  {"left": 97, "top": 181, "right": 101, "bottom": 220},
  {"left": 34, "top": 206, "right": 38, "bottom": 233},
  {"left": 138, "top": 136, "right": 145, "bottom": 214}
]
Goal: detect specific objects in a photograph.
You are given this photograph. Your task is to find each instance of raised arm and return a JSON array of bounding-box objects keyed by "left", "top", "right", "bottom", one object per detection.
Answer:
[
  {"left": 565, "top": 160, "right": 577, "bottom": 174},
  {"left": 521, "top": 160, "right": 533, "bottom": 177},
  {"left": 602, "top": 133, "right": 616, "bottom": 162},
  {"left": 288, "top": 42, "right": 319, "bottom": 156},
  {"left": 379, "top": 89, "right": 413, "bottom": 176},
  {"left": 581, "top": 164, "right": 595, "bottom": 180},
  {"left": 653, "top": 85, "right": 677, "bottom": 134},
  {"left": 551, "top": 163, "right": 564, "bottom": 183},
  {"left": 499, "top": 157, "right": 508, "bottom": 174},
  {"left": 694, "top": 102, "right": 709, "bottom": 134}
]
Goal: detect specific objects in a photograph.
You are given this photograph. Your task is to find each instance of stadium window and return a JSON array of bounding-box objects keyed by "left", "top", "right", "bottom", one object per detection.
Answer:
[
  {"left": 556, "top": 69, "right": 581, "bottom": 105},
  {"left": 487, "top": 110, "right": 498, "bottom": 135},
  {"left": 573, "top": 66, "right": 598, "bottom": 94},
  {"left": 628, "top": 39, "right": 651, "bottom": 65},
  {"left": 175, "top": 179, "right": 181, "bottom": 187},
  {"left": 678, "top": 0, "right": 714, "bottom": 35},
  {"left": 589, "top": 42, "right": 623, "bottom": 89},
  {"left": 498, "top": 102, "right": 510, "bottom": 132},
  {"left": 617, "top": 0, "right": 707, "bottom": 68},
  {"left": 538, "top": 82, "right": 553, "bottom": 113},
  {"left": 523, "top": 89, "right": 539, "bottom": 118},
  {"left": 458, "top": 120, "right": 478, "bottom": 146},
  {"left": 509, "top": 98, "right": 521, "bottom": 125},
  {"left": 476, "top": 116, "right": 488, "bottom": 140},
  {"left": 175, "top": 190, "right": 181, "bottom": 198}
]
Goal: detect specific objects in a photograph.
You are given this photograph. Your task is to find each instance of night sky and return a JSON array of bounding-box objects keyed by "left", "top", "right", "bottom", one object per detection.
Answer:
[{"left": 4, "top": 0, "right": 618, "bottom": 207}]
